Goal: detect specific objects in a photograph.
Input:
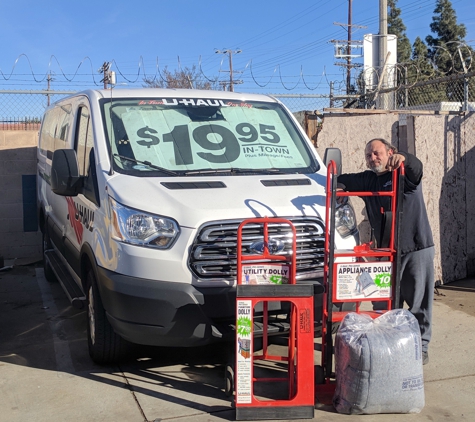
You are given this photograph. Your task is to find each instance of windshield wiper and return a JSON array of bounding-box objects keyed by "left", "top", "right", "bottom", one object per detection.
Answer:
[
  {"left": 113, "top": 154, "right": 179, "bottom": 176},
  {"left": 184, "top": 168, "right": 284, "bottom": 176},
  {"left": 231, "top": 168, "right": 284, "bottom": 174}
]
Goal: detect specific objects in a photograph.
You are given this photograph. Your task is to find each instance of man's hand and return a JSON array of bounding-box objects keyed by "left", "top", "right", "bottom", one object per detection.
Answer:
[
  {"left": 386, "top": 153, "right": 405, "bottom": 171},
  {"left": 336, "top": 186, "right": 348, "bottom": 205}
]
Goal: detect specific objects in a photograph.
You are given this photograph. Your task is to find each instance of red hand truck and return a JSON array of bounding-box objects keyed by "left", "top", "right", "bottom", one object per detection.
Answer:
[
  {"left": 315, "top": 160, "right": 405, "bottom": 400},
  {"left": 233, "top": 217, "right": 315, "bottom": 420}
]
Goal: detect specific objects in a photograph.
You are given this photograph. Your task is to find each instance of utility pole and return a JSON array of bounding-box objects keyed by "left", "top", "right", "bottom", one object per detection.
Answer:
[
  {"left": 99, "top": 62, "right": 116, "bottom": 89},
  {"left": 347, "top": 0, "right": 352, "bottom": 96},
  {"left": 215, "top": 49, "right": 243, "bottom": 92},
  {"left": 46, "top": 73, "right": 53, "bottom": 106},
  {"left": 331, "top": 0, "right": 366, "bottom": 96}
]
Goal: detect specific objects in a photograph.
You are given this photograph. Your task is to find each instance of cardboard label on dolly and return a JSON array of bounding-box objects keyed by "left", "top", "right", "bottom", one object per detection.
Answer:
[
  {"left": 236, "top": 299, "right": 253, "bottom": 403},
  {"left": 241, "top": 263, "right": 289, "bottom": 285},
  {"left": 335, "top": 262, "right": 392, "bottom": 300}
]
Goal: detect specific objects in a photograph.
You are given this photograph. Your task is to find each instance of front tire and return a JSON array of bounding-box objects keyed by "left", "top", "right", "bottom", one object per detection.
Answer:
[
  {"left": 86, "top": 269, "right": 127, "bottom": 364},
  {"left": 224, "top": 364, "right": 234, "bottom": 397}
]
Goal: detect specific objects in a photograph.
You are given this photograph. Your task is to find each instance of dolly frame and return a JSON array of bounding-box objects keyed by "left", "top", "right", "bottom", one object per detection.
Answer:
[
  {"left": 234, "top": 217, "right": 315, "bottom": 420},
  {"left": 318, "top": 160, "right": 405, "bottom": 386}
]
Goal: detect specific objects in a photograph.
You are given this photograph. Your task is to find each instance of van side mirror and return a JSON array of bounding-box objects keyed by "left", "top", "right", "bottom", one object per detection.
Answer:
[
  {"left": 51, "top": 149, "right": 83, "bottom": 196},
  {"left": 323, "top": 147, "right": 342, "bottom": 176}
]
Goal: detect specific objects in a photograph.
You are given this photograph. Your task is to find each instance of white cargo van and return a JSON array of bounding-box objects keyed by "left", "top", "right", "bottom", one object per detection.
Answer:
[{"left": 37, "top": 89, "right": 358, "bottom": 363}]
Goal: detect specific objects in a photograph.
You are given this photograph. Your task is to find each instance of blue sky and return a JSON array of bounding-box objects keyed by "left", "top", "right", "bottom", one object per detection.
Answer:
[{"left": 0, "top": 0, "right": 473, "bottom": 96}]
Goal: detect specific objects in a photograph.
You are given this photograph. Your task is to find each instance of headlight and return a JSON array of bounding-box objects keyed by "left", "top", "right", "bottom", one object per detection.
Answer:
[
  {"left": 109, "top": 197, "right": 179, "bottom": 249},
  {"left": 335, "top": 203, "right": 357, "bottom": 238}
]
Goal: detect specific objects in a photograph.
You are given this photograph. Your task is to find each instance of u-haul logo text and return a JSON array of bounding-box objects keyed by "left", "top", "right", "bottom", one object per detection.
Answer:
[{"left": 66, "top": 198, "right": 94, "bottom": 243}]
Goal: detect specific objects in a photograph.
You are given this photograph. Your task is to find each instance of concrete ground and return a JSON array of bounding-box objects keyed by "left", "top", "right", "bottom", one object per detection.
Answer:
[{"left": 0, "top": 261, "right": 474, "bottom": 422}]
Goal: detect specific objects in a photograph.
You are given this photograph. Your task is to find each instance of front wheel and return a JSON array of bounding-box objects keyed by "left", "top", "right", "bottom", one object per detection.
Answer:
[
  {"left": 86, "top": 269, "right": 128, "bottom": 364},
  {"left": 224, "top": 364, "right": 234, "bottom": 397}
]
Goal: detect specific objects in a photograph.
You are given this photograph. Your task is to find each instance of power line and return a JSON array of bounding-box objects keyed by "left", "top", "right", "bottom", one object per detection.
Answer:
[{"left": 235, "top": 1, "right": 335, "bottom": 49}]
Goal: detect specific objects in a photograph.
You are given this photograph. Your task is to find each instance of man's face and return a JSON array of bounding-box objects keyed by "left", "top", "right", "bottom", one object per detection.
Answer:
[{"left": 365, "top": 140, "right": 393, "bottom": 174}]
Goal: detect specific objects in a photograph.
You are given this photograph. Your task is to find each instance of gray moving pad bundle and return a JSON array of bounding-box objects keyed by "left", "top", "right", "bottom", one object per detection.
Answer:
[{"left": 333, "top": 309, "right": 424, "bottom": 414}]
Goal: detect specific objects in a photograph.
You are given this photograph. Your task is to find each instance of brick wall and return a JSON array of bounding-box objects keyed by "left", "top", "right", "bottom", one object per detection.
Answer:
[{"left": 0, "top": 130, "right": 41, "bottom": 261}]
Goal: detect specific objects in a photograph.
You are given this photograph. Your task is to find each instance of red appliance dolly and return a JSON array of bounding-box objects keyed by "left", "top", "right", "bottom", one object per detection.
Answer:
[
  {"left": 233, "top": 217, "right": 315, "bottom": 420},
  {"left": 315, "top": 160, "right": 405, "bottom": 400}
]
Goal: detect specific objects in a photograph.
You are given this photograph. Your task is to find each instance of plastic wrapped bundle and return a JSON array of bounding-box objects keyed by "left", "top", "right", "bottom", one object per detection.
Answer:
[{"left": 333, "top": 309, "right": 425, "bottom": 414}]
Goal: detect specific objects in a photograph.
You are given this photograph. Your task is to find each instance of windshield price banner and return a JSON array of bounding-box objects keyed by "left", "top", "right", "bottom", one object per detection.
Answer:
[
  {"left": 119, "top": 100, "right": 308, "bottom": 170},
  {"left": 334, "top": 262, "right": 392, "bottom": 300}
]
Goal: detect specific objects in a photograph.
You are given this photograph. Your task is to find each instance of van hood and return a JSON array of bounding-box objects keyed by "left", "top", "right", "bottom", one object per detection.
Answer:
[{"left": 106, "top": 173, "right": 328, "bottom": 228}]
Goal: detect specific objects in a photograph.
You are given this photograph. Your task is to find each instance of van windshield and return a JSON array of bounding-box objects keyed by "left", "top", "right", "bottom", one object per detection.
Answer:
[{"left": 101, "top": 97, "right": 319, "bottom": 176}]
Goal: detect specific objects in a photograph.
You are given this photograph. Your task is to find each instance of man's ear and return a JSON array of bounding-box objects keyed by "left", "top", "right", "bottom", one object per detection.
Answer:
[{"left": 388, "top": 149, "right": 394, "bottom": 157}]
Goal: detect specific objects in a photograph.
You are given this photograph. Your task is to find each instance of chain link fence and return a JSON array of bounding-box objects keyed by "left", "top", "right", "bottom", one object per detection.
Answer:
[
  {"left": 271, "top": 94, "right": 330, "bottom": 113},
  {"left": 0, "top": 89, "right": 75, "bottom": 129},
  {"left": 273, "top": 72, "right": 474, "bottom": 112},
  {"left": 0, "top": 89, "right": 331, "bottom": 129},
  {"left": 336, "top": 70, "right": 475, "bottom": 112},
  {"left": 1, "top": 72, "right": 474, "bottom": 130},
  {"left": 0, "top": 91, "right": 329, "bottom": 120}
]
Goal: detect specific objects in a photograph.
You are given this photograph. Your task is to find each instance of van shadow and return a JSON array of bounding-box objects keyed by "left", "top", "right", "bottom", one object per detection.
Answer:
[
  {"left": 96, "top": 345, "right": 233, "bottom": 418},
  {"left": 0, "top": 265, "right": 235, "bottom": 420}
]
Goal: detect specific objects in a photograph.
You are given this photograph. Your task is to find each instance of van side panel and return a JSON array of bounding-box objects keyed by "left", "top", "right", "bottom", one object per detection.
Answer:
[{"left": 38, "top": 102, "right": 74, "bottom": 257}]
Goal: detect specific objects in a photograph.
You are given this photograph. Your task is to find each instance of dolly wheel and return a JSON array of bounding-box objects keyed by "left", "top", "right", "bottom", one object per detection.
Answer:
[
  {"left": 224, "top": 364, "right": 235, "bottom": 397},
  {"left": 315, "top": 365, "right": 325, "bottom": 385}
]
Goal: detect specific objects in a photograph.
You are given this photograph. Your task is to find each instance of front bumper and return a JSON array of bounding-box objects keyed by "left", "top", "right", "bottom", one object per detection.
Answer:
[
  {"left": 96, "top": 266, "right": 326, "bottom": 347},
  {"left": 96, "top": 266, "right": 236, "bottom": 347}
]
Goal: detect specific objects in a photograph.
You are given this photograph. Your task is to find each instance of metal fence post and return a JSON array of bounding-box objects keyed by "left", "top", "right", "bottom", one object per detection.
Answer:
[
  {"left": 404, "top": 66, "right": 408, "bottom": 109},
  {"left": 330, "top": 81, "right": 334, "bottom": 108},
  {"left": 362, "top": 79, "right": 367, "bottom": 109},
  {"left": 464, "top": 75, "right": 469, "bottom": 112}
]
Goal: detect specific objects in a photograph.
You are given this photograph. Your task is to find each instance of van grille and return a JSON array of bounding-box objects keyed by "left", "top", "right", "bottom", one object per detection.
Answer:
[{"left": 189, "top": 217, "right": 325, "bottom": 280}]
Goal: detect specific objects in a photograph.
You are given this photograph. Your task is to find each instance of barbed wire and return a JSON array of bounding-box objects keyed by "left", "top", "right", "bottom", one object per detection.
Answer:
[
  {"left": 199, "top": 56, "right": 219, "bottom": 84},
  {"left": 360, "top": 60, "right": 473, "bottom": 95},
  {"left": 0, "top": 54, "right": 105, "bottom": 85},
  {"left": 301, "top": 68, "right": 326, "bottom": 91},
  {"left": 1, "top": 45, "right": 471, "bottom": 93},
  {"left": 278, "top": 65, "right": 301, "bottom": 90},
  {"left": 109, "top": 57, "right": 144, "bottom": 84},
  {"left": 248, "top": 60, "right": 277, "bottom": 88},
  {"left": 0, "top": 52, "right": 346, "bottom": 92}
]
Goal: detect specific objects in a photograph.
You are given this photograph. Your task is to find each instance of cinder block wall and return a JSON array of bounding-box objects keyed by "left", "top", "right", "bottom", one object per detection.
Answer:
[
  {"left": 316, "top": 112, "right": 399, "bottom": 252},
  {"left": 0, "top": 130, "right": 41, "bottom": 261},
  {"left": 316, "top": 111, "right": 475, "bottom": 284}
]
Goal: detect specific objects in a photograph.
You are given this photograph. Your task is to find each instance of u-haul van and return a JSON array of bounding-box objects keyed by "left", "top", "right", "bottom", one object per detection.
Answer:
[{"left": 37, "top": 89, "right": 358, "bottom": 363}]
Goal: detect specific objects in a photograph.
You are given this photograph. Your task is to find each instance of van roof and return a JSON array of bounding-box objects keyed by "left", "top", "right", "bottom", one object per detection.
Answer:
[{"left": 71, "top": 88, "right": 279, "bottom": 103}]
